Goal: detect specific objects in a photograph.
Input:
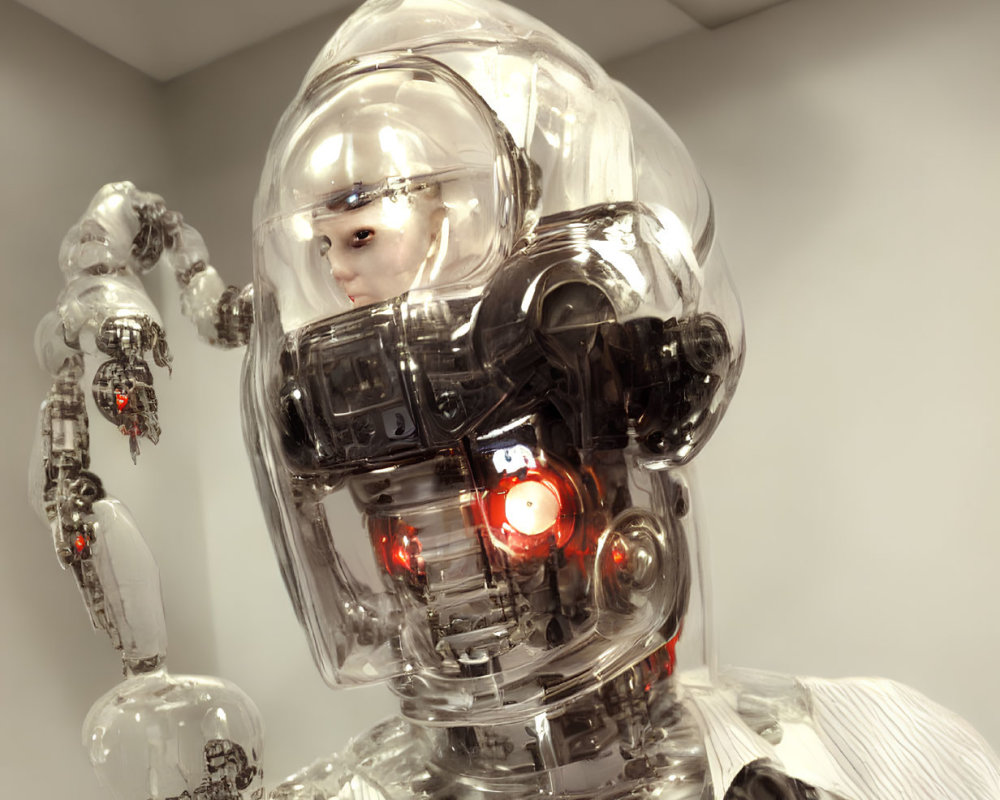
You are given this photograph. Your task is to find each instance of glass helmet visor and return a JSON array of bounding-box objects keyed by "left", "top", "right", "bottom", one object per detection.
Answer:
[{"left": 253, "top": 58, "right": 531, "bottom": 332}]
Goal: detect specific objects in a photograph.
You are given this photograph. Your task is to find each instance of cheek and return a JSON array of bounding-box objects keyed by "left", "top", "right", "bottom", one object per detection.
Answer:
[
  {"left": 383, "top": 230, "right": 433, "bottom": 276},
  {"left": 328, "top": 244, "right": 387, "bottom": 279}
]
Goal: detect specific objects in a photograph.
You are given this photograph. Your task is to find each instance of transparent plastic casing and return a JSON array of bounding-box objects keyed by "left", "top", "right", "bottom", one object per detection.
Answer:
[
  {"left": 28, "top": 2, "right": 1000, "bottom": 797},
  {"left": 243, "top": 0, "right": 744, "bottom": 723}
]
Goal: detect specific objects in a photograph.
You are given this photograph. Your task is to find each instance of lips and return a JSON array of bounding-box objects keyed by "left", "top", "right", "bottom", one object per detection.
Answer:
[
  {"left": 334, "top": 272, "right": 364, "bottom": 303},
  {"left": 340, "top": 282, "right": 372, "bottom": 306}
]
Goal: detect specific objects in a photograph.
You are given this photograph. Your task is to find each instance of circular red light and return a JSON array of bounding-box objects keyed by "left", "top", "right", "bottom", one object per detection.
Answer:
[{"left": 484, "top": 465, "right": 577, "bottom": 558}]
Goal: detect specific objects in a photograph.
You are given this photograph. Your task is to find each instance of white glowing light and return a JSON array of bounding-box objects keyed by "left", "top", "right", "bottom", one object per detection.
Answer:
[
  {"left": 465, "top": 57, "right": 531, "bottom": 148},
  {"left": 521, "top": 273, "right": 545, "bottom": 314},
  {"left": 506, "top": 481, "right": 559, "bottom": 536},
  {"left": 533, "top": 711, "right": 552, "bottom": 743},
  {"left": 478, "top": 415, "right": 534, "bottom": 440},
  {"left": 215, "top": 708, "right": 228, "bottom": 722},
  {"left": 379, "top": 195, "right": 412, "bottom": 231},
  {"left": 379, "top": 126, "right": 409, "bottom": 175},
  {"left": 650, "top": 205, "right": 699, "bottom": 278},
  {"left": 492, "top": 445, "right": 536, "bottom": 474},
  {"left": 291, "top": 214, "right": 314, "bottom": 242},
  {"left": 96, "top": 191, "right": 124, "bottom": 218},
  {"left": 309, "top": 134, "right": 344, "bottom": 174},
  {"left": 592, "top": 238, "right": 646, "bottom": 295}
]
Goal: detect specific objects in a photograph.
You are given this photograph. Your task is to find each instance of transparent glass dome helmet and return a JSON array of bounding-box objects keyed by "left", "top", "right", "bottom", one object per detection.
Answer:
[
  {"left": 245, "top": 0, "right": 744, "bottom": 719},
  {"left": 254, "top": 57, "right": 535, "bottom": 331}
]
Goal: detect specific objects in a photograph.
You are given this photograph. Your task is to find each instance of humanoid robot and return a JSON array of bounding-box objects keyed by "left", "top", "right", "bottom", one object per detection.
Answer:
[{"left": 30, "top": 1, "right": 1000, "bottom": 799}]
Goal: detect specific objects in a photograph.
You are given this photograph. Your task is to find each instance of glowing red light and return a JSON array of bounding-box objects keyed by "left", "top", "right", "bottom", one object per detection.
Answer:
[
  {"left": 611, "top": 540, "right": 627, "bottom": 567},
  {"left": 74, "top": 535, "right": 87, "bottom": 553},
  {"left": 392, "top": 543, "right": 411, "bottom": 571},
  {"left": 641, "top": 631, "right": 683, "bottom": 694},
  {"left": 370, "top": 518, "right": 424, "bottom": 585},
  {"left": 115, "top": 392, "right": 129, "bottom": 412},
  {"left": 484, "top": 465, "right": 578, "bottom": 558},
  {"left": 665, "top": 628, "right": 681, "bottom": 676}
]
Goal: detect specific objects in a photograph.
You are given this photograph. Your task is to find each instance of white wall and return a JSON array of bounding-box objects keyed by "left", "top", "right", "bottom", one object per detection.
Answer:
[
  {"left": 4, "top": 0, "right": 999, "bottom": 797},
  {"left": 609, "top": 0, "right": 1000, "bottom": 750}
]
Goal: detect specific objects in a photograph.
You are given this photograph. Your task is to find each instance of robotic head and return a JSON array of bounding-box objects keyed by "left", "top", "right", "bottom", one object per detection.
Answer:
[
  {"left": 253, "top": 55, "right": 535, "bottom": 330},
  {"left": 245, "top": 0, "right": 744, "bottom": 721}
]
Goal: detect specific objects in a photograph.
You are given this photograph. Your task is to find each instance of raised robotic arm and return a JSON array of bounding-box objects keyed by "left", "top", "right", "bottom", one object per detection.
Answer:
[
  {"left": 32, "top": 180, "right": 253, "bottom": 665},
  {"left": 30, "top": 182, "right": 263, "bottom": 800}
]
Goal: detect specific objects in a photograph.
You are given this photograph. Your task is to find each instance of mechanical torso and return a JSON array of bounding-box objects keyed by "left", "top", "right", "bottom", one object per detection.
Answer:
[{"left": 264, "top": 204, "right": 731, "bottom": 690}]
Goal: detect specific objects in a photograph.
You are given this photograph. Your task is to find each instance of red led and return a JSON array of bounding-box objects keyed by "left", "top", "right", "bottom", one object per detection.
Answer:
[
  {"left": 611, "top": 539, "right": 627, "bottom": 567},
  {"left": 115, "top": 392, "right": 129, "bottom": 412},
  {"left": 371, "top": 519, "right": 424, "bottom": 586},
  {"left": 641, "top": 630, "right": 682, "bottom": 694},
  {"left": 484, "top": 465, "right": 578, "bottom": 559},
  {"left": 74, "top": 534, "right": 87, "bottom": 553},
  {"left": 665, "top": 630, "right": 680, "bottom": 676},
  {"left": 392, "top": 542, "right": 412, "bottom": 572}
]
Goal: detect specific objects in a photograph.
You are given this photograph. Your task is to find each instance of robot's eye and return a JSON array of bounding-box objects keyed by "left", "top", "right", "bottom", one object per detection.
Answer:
[
  {"left": 317, "top": 236, "right": 331, "bottom": 257},
  {"left": 350, "top": 229, "right": 375, "bottom": 248}
]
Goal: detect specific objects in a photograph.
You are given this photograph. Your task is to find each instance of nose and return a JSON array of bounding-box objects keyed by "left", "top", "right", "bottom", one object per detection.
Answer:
[{"left": 327, "top": 258, "right": 356, "bottom": 281}]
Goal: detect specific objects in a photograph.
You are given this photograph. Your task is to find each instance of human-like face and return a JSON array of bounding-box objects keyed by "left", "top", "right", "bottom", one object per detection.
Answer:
[{"left": 313, "top": 193, "right": 443, "bottom": 308}]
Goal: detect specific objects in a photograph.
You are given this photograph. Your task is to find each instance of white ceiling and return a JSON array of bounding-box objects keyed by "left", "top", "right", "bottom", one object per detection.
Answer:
[{"left": 15, "top": 0, "right": 787, "bottom": 82}]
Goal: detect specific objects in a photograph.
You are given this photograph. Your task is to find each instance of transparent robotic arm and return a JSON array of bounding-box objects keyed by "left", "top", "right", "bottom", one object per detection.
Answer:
[
  {"left": 30, "top": 181, "right": 265, "bottom": 800},
  {"left": 31, "top": 180, "right": 255, "bottom": 658}
]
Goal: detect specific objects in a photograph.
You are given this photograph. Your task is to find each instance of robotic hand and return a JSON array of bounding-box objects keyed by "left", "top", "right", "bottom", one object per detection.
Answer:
[
  {"left": 91, "top": 313, "right": 169, "bottom": 461},
  {"left": 38, "top": 182, "right": 251, "bottom": 459}
]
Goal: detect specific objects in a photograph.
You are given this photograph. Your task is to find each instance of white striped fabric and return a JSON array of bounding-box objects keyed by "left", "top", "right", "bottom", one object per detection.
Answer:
[
  {"left": 685, "top": 687, "right": 781, "bottom": 798},
  {"left": 684, "top": 672, "right": 1000, "bottom": 799},
  {"left": 801, "top": 677, "right": 1000, "bottom": 800}
]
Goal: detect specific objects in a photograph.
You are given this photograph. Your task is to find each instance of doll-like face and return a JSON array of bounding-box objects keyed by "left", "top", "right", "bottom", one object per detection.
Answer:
[
  {"left": 254, "top": 59, "right": 528, "bottom": 331},
  {"left": 311, "top": 191, "right": 445, "bottom": 308}
]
